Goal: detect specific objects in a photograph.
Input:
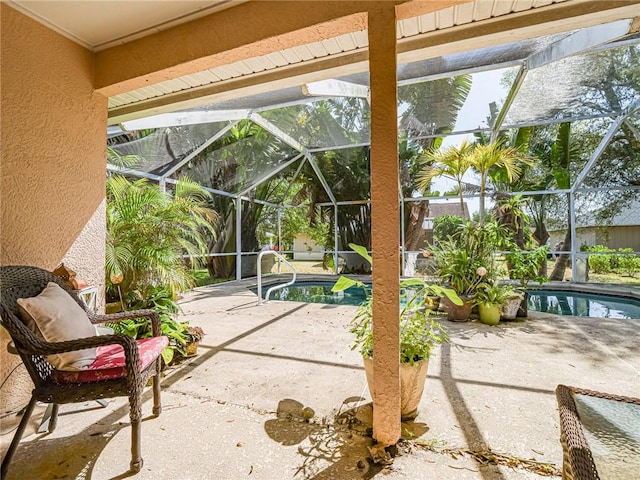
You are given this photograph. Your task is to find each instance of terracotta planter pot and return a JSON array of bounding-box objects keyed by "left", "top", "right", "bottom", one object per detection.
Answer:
[
  {"left": 501, "top": 296, "right": 521, "bottom": 320},
  {"left": 442, "top": 295, "right": 473, "bottom": 322},
  {"left": 185, "top": 341, "right": 199, "bottom": 357},
  {"left": 363, "top": 356, "right": 429, "bottom": 421},
  {"left": 425, "top": 296, "right": 440, "bottom": 311},
  {"left": 478, "top": 304, "right": 501, "bottom": 325}
]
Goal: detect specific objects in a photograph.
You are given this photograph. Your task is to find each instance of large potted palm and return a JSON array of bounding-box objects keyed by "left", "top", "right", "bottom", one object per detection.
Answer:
[{"left": 332, "top": 245, "right": 459, "bottom": 420}]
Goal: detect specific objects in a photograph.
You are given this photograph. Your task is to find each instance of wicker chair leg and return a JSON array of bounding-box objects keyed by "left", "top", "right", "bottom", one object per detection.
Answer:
[
  {"left": 152, "top": 359, "right": 162, "bottom": 416},
  {"left": 128, "top": 391, "right": 143, "bottom": 473},
  {"left": 48, "top": 403, "right": 60, "bottom": 433},
  {"left": 129, "top": 418, "right": 143, "bottom": 472},
  {"left": 1, "top": 396, "right": 38, "bottom": 478}
]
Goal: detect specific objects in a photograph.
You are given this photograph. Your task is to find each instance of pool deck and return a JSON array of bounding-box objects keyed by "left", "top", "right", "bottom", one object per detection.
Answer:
[{"left": 2, "top": 275, "right": 639, "bottom": 479}]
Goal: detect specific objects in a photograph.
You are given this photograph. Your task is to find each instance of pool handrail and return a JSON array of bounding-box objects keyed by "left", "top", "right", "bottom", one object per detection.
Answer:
[{"left": 257, "top": 250, "right": 297, "bottom": 304}]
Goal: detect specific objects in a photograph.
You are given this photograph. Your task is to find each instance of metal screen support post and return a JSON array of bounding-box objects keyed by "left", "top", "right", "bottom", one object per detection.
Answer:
[
  {"left": 277, "top": 208, "right": 282, "bottom": 274},
  {"left": 236, "top": 197, "right": 242, "bottom": 281},
  {"left": 569, "top": 192, "right": 577, "bottom": 283},
  {"left": 334, "top": 204, "right": 339, "bottom": 275}
]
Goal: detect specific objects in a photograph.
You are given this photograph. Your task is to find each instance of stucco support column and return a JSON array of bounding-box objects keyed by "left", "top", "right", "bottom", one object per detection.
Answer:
[{"left": 368, "top": 3, "right": 400, "bottom": 446}]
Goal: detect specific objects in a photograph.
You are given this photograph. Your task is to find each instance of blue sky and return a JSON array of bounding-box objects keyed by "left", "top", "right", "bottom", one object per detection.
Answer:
[{"left": 433, "top": 67, "right": 512, "bottom": 215}]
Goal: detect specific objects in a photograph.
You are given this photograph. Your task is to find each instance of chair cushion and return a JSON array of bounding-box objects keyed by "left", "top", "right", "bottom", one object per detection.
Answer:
[
  {"left": 17, "top": 282, "right": 97, "bottom": 370},
  {"left": 52, "top": 336, "right": 169, "bottom": 383}
]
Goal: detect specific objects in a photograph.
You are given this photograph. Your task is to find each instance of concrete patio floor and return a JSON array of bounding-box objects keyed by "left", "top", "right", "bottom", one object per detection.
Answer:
[{"left": 2, "top": 276, "right": 639, "bottom": 479}]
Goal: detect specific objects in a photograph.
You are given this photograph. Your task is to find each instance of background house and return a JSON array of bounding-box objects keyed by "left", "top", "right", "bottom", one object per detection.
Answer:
[
  {"left": 421, "top": 201, "right": 470, "bottom": 245},
  {"left": 292, "top": 233, "right": 324, "bottom": 261},
  {"left": 549, "top": 198, "right": 640, "bottom": 251}
]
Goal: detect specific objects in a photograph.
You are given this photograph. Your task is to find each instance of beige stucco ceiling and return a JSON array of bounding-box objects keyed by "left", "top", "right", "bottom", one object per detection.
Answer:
[{"left": 6, "top": 0, "right": 246, "bottom": 51}]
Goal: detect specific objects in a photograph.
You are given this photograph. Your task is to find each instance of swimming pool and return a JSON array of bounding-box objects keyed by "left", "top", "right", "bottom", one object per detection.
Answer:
[
  {"left": 255, "top": 281, "right": 640, "bottom": 319},
  {"left": 256, "top": 281, "right": 366, "bottom": 305},
  {"left": 527, "top": 290, "right": 640, "bottom": 319}
]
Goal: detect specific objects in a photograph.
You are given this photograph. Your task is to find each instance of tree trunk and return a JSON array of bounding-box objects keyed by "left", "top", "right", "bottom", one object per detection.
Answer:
[
  {"left": 533, "top": 223, "right": 550, "bottom": 277},
  {"left": 549, "top": 228, "right": 572, "bottom": 281},
  {"left": 404, "top": 201, "right": 428, "bottom": 251}
]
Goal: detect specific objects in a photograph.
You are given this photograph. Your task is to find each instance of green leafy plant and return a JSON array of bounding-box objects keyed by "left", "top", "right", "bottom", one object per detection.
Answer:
[
  {"left": 505, "top": 245, "right": 549, "bottom": 289},
  {"left": 586, "top": 245, "right": 615, "bottom": 274},
  {"left": 332, "top": 244, "right": 458, "bottom": 364},
  {"left": 617, "top": 248, "right": 640, "bottom": 277},
  {"left": 109, "top": 284, "right": 204, "bottom": 365},
  {"left": 106, "top": 174, "right": 216, "bottom": 304},
  {"left": 474, "top": 282, "right": 521, "bottom": 307},
  {"left": 429, "top": 220, "right": 507, "bottom": 296},
  {"left": 433, "top": 214, "right": 464, "bottom": 243}
]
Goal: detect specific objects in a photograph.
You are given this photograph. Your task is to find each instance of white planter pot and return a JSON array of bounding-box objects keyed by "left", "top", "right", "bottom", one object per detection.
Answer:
[
  {"left": 502, "top": 296, "right": 521, "bottom": 320},
  {"left": 363, "top": 356, "right": 429, "bottom": 421}
]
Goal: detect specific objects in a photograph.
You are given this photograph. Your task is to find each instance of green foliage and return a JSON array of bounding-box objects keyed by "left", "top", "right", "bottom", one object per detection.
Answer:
[
  {"left": 106, "top": 175, "right": 216, "bottom": 302},
  {"left": 429, "top": 221, "right": 508, "bottom": 295},
  {"left": 474, "top": 282, "right": 521, "bottom": 307},
  {"left": 331, "top": 244, "right": 457, "bottom": 364},
  {"left": 586, "top": 245, "right": 615, "bottom": 274},
  {"left": 279, "top": 205, "right": 329, "bottom": 250},
  {"left": 586, "top": 246, "right": 640, "bottom": 276},
  {"left": 617, "top": 248, "right": 640, "bottom": 277},
  {"left": 105, "top": 176, "right": 213, "bottom": 365},
  {"left": 505, "top": 245, "right": 549, "bottom": 288},
  {"left": 399, "top": 75, "right": 472, "bottom": 146},
  {"left": 433, "top": 215, "right": 464, "bottom": 243},
  {"left": 417, "top": 140, "right": 474, "bottom": 211}
]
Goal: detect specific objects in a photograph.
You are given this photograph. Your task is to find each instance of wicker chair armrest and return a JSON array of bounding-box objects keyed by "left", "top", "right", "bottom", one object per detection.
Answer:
[
  {"left": 17, "top": 333, "right": 136, "bottom": 356},
  {"left": 89, "top": 309, "right": 161, "bottom": 337}
]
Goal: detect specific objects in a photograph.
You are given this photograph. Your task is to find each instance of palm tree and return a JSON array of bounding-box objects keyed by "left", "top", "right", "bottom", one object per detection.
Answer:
[
  {"left": 469, "top": 141, "right": 530, "bottom": 223},
  {"left": 539, "top": 122, "right": 574, "bottom": 281},
  {"left": 106, "top": 175, "right": 216, "bottom": 303},
  {"left": 417, "top": 140, "right": 474, "bottom": 215}
]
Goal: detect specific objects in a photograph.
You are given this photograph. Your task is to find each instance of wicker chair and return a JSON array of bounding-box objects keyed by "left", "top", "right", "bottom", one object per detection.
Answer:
[
  {"left": 0, "top": 266, "right": 167, "bottom": 476},
  {"left": 556, "top": 384, "right": 640, "bottom": 480}
]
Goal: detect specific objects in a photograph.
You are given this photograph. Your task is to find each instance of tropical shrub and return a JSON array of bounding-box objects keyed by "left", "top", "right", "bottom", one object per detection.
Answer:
[
  {"left": 430, "top": 220, "right": 508, "bottom": 295},
  {"left": 617, "top": 248, "right": 640, "bottom": 277},
  {"left": 586, "top": 245, "right": 615, "bottom": 274},
  {"left": 106, "top": 174, "right": 217, "bottom": 303},
  {"left": 505, "top": 245, "right": 549, "bottom": 289},
  {"left": 108, "top": 285, "right": 203, "bottom": 365},
  {"left": 433, "top": 214, "right": 464, "bottom": 243},
  {"left": 106, "top": 175, "right": 214, "bottom": 365}
]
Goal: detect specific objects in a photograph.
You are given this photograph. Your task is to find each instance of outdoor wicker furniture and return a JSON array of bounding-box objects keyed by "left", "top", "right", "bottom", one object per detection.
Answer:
[
  {"left": 0, "top": 265, "right": 168, "bottom": 476},
  {"left": 556, "top": 384, "right": 640, "bottom": 480}
]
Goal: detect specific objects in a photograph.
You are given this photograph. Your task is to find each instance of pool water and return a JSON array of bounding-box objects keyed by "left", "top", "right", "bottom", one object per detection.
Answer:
[
  {"left": 256, "top": 281, "right": 640, "bottom": 319},
  {"left": 258, "top": 281, "right": 366, "bottom": 305},
  {"left": 528, "top": 290, "right": 640, "bottom": 319}
]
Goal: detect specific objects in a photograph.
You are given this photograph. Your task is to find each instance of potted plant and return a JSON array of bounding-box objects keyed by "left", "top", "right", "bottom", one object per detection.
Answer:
[
  {"left": 332, "top": 244, "right": 460, "bottom": 420},
  {"left": 501, "top": 288, "right": 525, "bottom": 321},
  {"left": 184, "top": 325, "right": 205, "bottom": 356},
  {"left": 474, "top": 282, "right": 519, "bottom": 325},
  {"left": 505, "top": 245, "right": 549, "bottom": 317},
  {"left": 428, "top": 220, "right": 505, "bottom": 321}
]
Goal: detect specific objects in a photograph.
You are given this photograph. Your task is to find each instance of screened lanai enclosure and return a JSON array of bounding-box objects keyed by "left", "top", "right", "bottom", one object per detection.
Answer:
[{"left": 107, "top": 19, "right": 640, "bottom": 284}]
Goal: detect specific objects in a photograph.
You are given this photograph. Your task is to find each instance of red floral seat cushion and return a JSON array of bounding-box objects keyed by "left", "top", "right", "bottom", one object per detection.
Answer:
[{"left": 53, "top": 336, "right": 169, "bottom": 383}]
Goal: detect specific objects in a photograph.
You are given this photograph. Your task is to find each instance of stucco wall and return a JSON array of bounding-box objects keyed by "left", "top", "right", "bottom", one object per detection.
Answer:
[
  {"left": 0, "top": 4, "right": 107, "bottom": 414},
  {"left": 293, "top": 233, "right": 324, "bottom": 261}
]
